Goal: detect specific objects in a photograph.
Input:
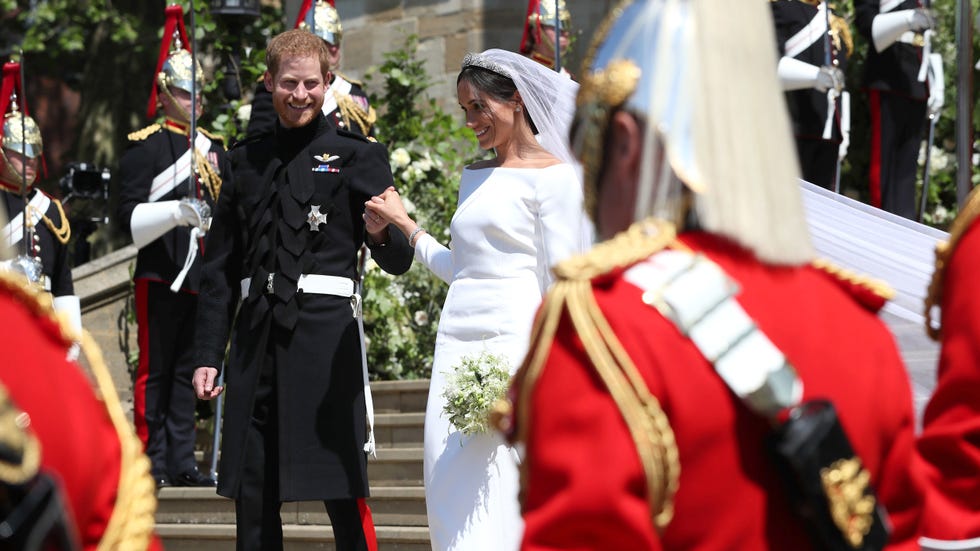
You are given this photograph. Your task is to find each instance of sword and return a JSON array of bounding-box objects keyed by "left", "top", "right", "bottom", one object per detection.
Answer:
[
  {"left": 553, "top": 2, "right": 562, "bottom": 74},
  {"left": 918, "top": 112, "right": 938, "bottom": 222},
  {"left": 355, "top": 244, "right": 376, "bottom": 457}
]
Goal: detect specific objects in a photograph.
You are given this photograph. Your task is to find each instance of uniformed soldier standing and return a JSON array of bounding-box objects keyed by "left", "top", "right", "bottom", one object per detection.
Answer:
[
  {"left": 191, "top": 29, "right": 413, "bottom": 551},
  {"left": 855, "top": 0, "right": 935, "bottom": 218},
  {"left": 0, "top": 60, "right": 81, "bottom": 337},
  {"left": 519, "top": 0, "right": 573, "bottom": 79},
  {"left": 771, "top": 0, "right": 852, "bottom": 190},
  {"left": 116, "top": 5, "right": 228, "bottom": 488},
  {"left": 246, "top": 0, "right": 376, "bottom": 138},
  {"left": 918, "top": 186, "right": 980, "bottom": 551},
  {"left": 502, "top": 1, "right": 924, "bottom": 549}
]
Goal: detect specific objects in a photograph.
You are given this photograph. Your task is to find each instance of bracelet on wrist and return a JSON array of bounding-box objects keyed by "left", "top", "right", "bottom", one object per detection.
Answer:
[{"left": 409, "top": 226, "right": 426, "bottom": 248}]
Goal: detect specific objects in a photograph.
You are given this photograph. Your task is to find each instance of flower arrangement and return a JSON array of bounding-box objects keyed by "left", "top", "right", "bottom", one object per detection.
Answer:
[{"left": 441, "top": 350, "right": 512, "bottom": 436}]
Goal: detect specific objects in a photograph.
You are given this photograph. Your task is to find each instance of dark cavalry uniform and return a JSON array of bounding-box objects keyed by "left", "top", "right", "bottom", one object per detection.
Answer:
[
  {"left": 0, "top": 270, "right": 161, "bottom": 550},
  {"left": 917, "top": 188, "right": 980, "bottom": 549},
  {"left": 192, "top": 113, "right": 411, "bottom": 539},
  {"left": 1, "top": 188, "right": 73, "bottom": 296},
  {"left": 246, "top": 73, "right": 375, "bottom": 139},
  {"left": 771, "top": 0, "right": 849, "bottom": 190},
  {"left": 116, "top": 119, "right": 229, "bottom": 484},
  {"left": 855, "top": 0, "right": 928, "bottom": 218},
  {"left": 508, "top": 226, "right": 924, "bottom": 550}
]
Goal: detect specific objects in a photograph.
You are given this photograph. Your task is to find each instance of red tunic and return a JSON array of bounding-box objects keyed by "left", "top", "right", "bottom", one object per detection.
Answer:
[
  {"left": 917, "top": 205, "right": 980, "bottom": 545},
  {"left": 515, "top": 230, "right": 923, "bottom": 550},
  {"left": 0, "top": 274, "right": 161, "bottom": 550}
]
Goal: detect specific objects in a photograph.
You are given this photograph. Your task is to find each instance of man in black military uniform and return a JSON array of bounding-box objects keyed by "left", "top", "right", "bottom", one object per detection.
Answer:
[
  {"left": 855, "top": 0, "right": 935, "bottom": 218},
  {"left": 116, "top": 8, "right": 228, "bottom": 489},
  {"left": 0, "top": 60, "right": 80, "bottom": 338},
  {"left": 246, "top": 0, "right": 375, "bottom": 138},
  {"left": 192, "top": 29, "right": 412, "bottom": 551},
  {"left": 771, "top": 0, "right": 852, "bottom": 190}
]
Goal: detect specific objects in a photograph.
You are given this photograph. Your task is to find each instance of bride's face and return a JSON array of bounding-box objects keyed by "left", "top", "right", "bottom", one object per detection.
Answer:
[{"left": 457, "top": 80, "right": 519, "bottom": 152}]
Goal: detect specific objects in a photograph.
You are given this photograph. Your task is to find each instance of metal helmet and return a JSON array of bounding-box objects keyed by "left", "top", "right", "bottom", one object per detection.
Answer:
[
  {"left": 298, "top": 1, "right": 343, "bottom": 47},
  {"left": 2, "top": 100, "right": 42, "bottom": 159},
  {"left": 520, "top": 0, "right": 572, "bottom": 55},
  {"left": 157, "top": 48, "right": 204, "bottom": 95}
]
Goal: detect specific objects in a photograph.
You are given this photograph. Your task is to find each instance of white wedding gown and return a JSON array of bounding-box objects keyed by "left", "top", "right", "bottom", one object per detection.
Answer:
[{"left": 414, "top": 163, "right": 589, "bottom": 550}]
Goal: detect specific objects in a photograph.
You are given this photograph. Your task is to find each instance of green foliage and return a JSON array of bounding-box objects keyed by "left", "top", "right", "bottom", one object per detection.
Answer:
[
  {"left": 441, "top": 350, "right": 511, "bottom": 435},
  {"left": 360, "top": 34, "right": 482, "bottom": 380}
]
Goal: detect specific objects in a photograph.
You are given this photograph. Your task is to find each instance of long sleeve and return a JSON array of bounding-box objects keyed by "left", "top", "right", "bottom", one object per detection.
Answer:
[
  {"left": 533, "top": 164, "right": 589, "bottom": 292},
  {"left": 116, "top": 141, "right": 154, "bottom": 237},
  {"left": 413, "top": 233, "right": 453, "bottom": 284}
]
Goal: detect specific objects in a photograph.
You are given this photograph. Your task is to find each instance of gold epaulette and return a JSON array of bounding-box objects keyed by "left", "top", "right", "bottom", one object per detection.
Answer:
[
  {"left": 553, "top": 219, "right": 676, "bottom": 281},
  {"left": 0, "top": 271, "right": 157, "bottom": 550},
  {"left": 511, "top": 219, "right": 680, "bottom": 532},
  {"left": 198, "top": 127, "right": 225, "bottom": 145},
  {"left": 335, "top": 71, "right": 364, "bottom": 88},
  {"left": 811, "top": 258, "right": 895, "bottom": 304},
  {"left": 924, "top": 186, "right": 980, "bottom": 340},
  {"left": 127, "top": 124, "right": 161, "bottom": 142}
]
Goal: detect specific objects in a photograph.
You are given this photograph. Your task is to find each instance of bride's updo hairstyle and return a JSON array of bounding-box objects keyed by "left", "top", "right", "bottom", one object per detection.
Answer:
[{"left": 457, "top": 64, "right": 539, "bottom": 135}]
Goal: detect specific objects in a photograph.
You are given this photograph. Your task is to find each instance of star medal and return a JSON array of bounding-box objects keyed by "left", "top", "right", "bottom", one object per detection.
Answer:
[{"left": 307, "top": 204, "right": 328, "bottom": 231}]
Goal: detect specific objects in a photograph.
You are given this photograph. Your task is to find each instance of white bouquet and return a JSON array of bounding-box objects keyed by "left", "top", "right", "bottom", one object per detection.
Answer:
[{"left": 442, "top": 350, "right": 511, "bottom": 436}]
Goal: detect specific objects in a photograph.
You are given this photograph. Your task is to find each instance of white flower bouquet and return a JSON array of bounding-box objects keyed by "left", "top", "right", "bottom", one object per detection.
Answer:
[{"left": 442, "top": 351, "right": 511, "bottom": 436}]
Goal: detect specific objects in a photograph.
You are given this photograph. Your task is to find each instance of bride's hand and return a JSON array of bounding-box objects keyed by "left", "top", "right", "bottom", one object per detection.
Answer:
[{"left": 366, "top": 187, "right": 414, "bottom": 236}]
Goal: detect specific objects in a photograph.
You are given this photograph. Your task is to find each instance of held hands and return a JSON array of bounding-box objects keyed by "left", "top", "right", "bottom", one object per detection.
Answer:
[
  {"left": 365, "top": 186, "right": 415, "bottom": 238},
  {"left": 193, "top": 366, "right": 224, "bottom": 400}
]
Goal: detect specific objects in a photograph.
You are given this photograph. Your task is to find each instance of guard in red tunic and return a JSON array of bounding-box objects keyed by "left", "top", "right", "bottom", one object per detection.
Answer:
[
  {"left": 917, "top": 187, "right": 980, "bottom": 551},
  {"left": 518, "top": 0, "right": 573, "bottom": 79},
  {"left": 0, "top": 267, "right": 160, "bottom": 550},
  {"left": 499, "top": 1, "right": 924, "bottom": 549}
]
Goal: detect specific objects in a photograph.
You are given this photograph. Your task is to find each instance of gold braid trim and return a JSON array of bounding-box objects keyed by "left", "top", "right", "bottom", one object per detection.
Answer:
[
  {"left": 193, "top": 149, "right": 222, "bottom": 203},
  {"left": 0, "top": 271, "right": 156, "bottom": 549},
  {"left": 810, "top": 258, "right": 894, "bottom": 300},
  {"left": 36, "top": 197, "right": 71, "bottom": 245},
  {"left": 925, "top": 186, "right": 980, "bottom": 340},
  {"left": 336, "top": 92, "right": 376, "bottom": 136},
  {"left": 127, "top": 124, "right": 161, "bottom": 142},
  {"left": 0, "top": 382, "right": 42, "bottom": 486},
  {"left": 82, "top": 329, "right": 157, "bottom": 551},
  {"left": 514, "top": 219, "right": 680, "bottom": 531}
]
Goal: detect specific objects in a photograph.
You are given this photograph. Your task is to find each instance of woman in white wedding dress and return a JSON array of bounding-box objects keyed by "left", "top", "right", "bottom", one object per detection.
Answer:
[{"left": 364, "top": 49, "right": 588, "bottom": 550}]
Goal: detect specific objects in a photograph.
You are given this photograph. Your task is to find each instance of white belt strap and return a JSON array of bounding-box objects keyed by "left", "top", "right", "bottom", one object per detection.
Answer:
[
  {"left": 149, "top": 132, "right": 212, "bottom": 202},
  {"left": 624, "top": 251, "right": 803, "bottom": 417},
  {"left": 239, "top": 272, "right": 375, "bottom": 456},
  {"left": 3, "top": 192, "right": 49, "bottom": 247},
  {"left": 880, "top": 0, "right": 903, "bottom": 13},
  {"left": 784, "top": 2, "right": 828, "bottom": 59}
]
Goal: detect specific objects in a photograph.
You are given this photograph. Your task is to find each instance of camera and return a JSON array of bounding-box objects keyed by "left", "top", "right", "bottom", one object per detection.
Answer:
[{"left": 59, "top": 162, "right": 110, "bottom": 205}]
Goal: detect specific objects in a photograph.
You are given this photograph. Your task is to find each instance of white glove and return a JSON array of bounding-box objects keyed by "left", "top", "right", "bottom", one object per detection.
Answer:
[
  {"left": 131, "top": 198, "right": 211, "bottom": 249},
  {"left": 927, "top": 53, "right": 945, "bottom": 117},
  {"left": 777, "top": 57, "right": 844, "bottom": 93},
  {"left": 178, "top": 197, "right": 211, "bottom": 232},
  {"left": 872, "top": 9, "right": 936, "bottom": 52}
]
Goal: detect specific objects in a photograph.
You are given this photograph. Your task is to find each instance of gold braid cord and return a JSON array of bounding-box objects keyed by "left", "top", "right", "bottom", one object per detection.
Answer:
[
  {"left": 0, "top": 382, "right": 42, "bottom": 486},
  {"left": 38, "top": 197, "right": 71, "bottom": 245},
  {"left": 336, "top": 92, "right": 376, "bottom": 136},
  {"left": 515, "top": 219, "right": 681, "bottom": 531},
  {"left": 925, "top": 186, "right": 980, "bottom": 340},
  {"left": 193, "top": 148, "right": 222, "bottom": 203},
  {"left": 0, "top": 271, "right": 157, "bottom": 550}
]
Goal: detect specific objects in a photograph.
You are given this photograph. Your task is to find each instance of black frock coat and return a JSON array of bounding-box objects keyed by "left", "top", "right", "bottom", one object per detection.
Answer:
[
  {"left": 2, "top": 190, "right": 73, "bottom": 296},
  {"left": 193, "top": 114, "right": 412, "bottom": 501}
]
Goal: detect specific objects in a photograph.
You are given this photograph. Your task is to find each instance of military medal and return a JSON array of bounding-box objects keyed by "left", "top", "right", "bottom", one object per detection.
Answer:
[{"left": 306, "top": 205, "right": 328, "bottom": 231}]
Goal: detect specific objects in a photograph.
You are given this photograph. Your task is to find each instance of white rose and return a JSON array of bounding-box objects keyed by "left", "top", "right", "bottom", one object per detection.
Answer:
[
  {"left": 414, "top": 311, "right": 429, "bottom": 326},
  {"left": 391, "top": 147, "right": 411, "bottom": 169},
  {"left": 236, "top": 103, "right": 252, "bottom": 125},
  {"left": 416, "top": 158, "right": 433, "bottom": 172}
]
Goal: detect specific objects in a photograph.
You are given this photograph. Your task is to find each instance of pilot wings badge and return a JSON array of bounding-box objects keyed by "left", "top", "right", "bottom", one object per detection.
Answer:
[{"left": 313, "top": 152, "right": 341, "bottom": 173}]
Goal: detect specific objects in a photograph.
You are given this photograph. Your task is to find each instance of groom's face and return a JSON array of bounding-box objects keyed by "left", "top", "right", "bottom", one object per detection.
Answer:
[{"left": 265, "top": 54, "right": 327, "bottom": 129}]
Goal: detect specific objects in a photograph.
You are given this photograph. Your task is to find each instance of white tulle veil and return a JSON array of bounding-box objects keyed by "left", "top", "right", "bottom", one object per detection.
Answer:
[{"left": 460, "top": 48, "right": 579, "bottom": 166}]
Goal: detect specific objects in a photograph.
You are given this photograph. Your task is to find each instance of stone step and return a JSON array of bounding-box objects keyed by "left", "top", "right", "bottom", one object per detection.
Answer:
[
  {"left": 374, "top": 412, "right": 424, "bottom": 448},
  {"left": 371, "top": 380, "right": 430, "bottom": 414},
  {"left": 156, "top": 524, "right": 430, "bottom": 551},
  {"left": 156, "top": 487, "right": 427, "bottom": 527}
]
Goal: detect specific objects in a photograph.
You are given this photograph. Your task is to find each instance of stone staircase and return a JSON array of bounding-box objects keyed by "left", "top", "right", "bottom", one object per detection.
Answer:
[{"left": 155, "top": 380, "right": 431, "bottom": 550}]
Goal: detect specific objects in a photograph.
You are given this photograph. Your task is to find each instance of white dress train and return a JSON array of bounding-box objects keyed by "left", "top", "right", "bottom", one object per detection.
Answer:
[{"left": 414, "top": 164, "right": 589, "bottom": 550}]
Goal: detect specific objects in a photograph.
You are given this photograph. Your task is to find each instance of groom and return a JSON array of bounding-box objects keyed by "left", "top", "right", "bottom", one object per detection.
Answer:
[{"left": 192, "top": 29, "right": 413, "bottom": 551}]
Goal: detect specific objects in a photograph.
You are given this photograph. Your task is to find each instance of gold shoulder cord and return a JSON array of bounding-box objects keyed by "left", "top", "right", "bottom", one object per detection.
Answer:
[
  {"left": 335, "top": 92, "right": 377, "bottom": 136},
  {"left": 0, "top": 271, "right": 157, "bottom": 550},
  {"left": 34, "top": 197, "right": 71, "bottom": 245},
  {"left": 193, "top": 149, "right": 222, "bottom": 203},
  {"left": 925, "top": 186, "right": 980, "bottom": 340},
  {"left": 514, "top": 220, "right": 681, "bottom": 532},
  {"left": 127, "top": 124, "right": 161, "bottom": 142}
]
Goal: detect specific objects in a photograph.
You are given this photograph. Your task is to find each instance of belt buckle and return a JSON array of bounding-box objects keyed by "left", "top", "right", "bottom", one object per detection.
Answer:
[{"left": 265, "top": 273, "right": 275, "bottom": 294}]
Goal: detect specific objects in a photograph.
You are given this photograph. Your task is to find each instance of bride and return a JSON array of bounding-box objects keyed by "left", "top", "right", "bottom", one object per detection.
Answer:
[{"left": 364, "top": 48, "right": 588, "bottom": 550}]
